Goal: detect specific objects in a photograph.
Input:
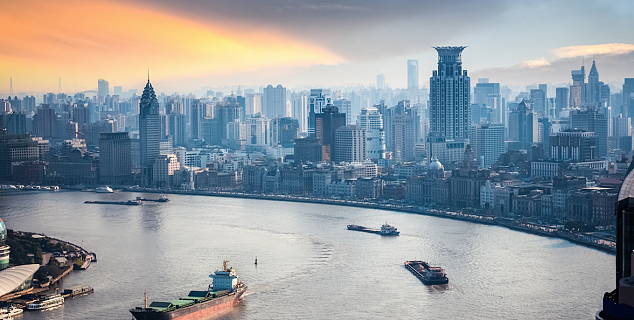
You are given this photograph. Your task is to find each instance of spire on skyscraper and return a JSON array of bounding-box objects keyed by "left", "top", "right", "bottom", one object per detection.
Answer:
[{"left": 589, "top": 60, "right": 598, "bottom": 76}]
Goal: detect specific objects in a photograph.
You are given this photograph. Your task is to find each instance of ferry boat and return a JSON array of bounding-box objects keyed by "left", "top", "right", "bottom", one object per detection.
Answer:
[
  {"left": 404, "top": 260, "right": 449, "bottom": 285},
  {"left": 95, "top": 186, "right": 114, "bottom": 193},
  {"left": 130, "top": 261, "right": 246, "bottom": 320},
  {"left": 27, "top": 294, "right": 64, "bottom": 310}
]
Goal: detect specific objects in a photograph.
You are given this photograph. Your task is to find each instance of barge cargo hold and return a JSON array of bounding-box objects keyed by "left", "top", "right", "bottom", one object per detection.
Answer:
[
  {"left": 404, "top": 260, "right": 449, "bottom": 285},
  {"left": 347, "top": 223, "right": 400, "bottom": 236}
]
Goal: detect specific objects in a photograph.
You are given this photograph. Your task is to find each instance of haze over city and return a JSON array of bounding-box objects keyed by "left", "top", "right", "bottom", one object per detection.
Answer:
[{"left": 2, "top": 0, "right": 634, "bottom": 93}]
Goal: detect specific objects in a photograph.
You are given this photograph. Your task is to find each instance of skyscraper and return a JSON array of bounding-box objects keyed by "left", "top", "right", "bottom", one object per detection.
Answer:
[
  {"left": 99, "top": 132, "right": 132, "bottom": 185},
  {"left": 429, "top": 47, "right": 470, "bottom": 140},
  {"left": 571, "top": 106, "right": 608, "bottom": 158},
  {"left": 357, "top": 106, "right": 385, "bottom": 160},
  {"left": 473, "top": 123, "right": 505, "bottom": 168},
  {"left": 570, "top": 66, "right": 585, "bottom": 108},
  {"left": 555, "top": 87, "right": 569, "bottom": 117},
  {"left": 262, "top": 84, "right": 286, "bottom": 119},
  {"left": 139, "top": 78, "right": 160, "bottom": 183},
  {"left": 315, "top": 105, "right": 346, "bottom": 162},
  {"left": 407, "top": 60, "right": 419, "bottom": 91},
  {"left": 308, "top": 89, "right": 332, "bottom": 137},
  {"left": 98, "top": 79, "right": 109, "bottom": 104},
  {"left": 624, "top": 78, "right": 634, "bottom": 118},
  {"left": 508, "top": 100, "right": 538, "bottom": 152},
  {"left": 333, "top": 99, "right": 352, "bottom": 125}
]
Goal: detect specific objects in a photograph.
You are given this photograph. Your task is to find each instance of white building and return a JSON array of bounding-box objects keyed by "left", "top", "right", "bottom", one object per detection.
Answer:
[
  {"left": 153, "top": 154, "right": 180, "bottom": 186},
  {"left": 245, "top": 114, "right": 270, "bottom": 146},
  {"left": 335, "top": 125, "right": 366, "bottom": 163},
  {"left": 474, "top": 123, "right": 506, "bottom": 168},
  {"left": 328, "top": 180, "right": 356, "bottom": 199},
  {"left": 312, "top": 171, "right": 332, "bottom": 196},
  {"left": 357, "top": 107, "right": 385, "bottom": 160}
]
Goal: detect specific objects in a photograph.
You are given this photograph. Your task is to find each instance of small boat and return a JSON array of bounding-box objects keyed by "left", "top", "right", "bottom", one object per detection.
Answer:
[
  {"left": 95, "top": 186, "right": 114, "bottom": 193},
  {"left": 27, "top": 294, "right": 64, "bottom": 310},
  {"left": 7, "top": 306, "right": 22, "bottom": 317},
  {"left": 404, "top": 261, "right": 449, "bottom": 285},
  {"left": 379, "top": 223, "right": 400, "bottom": 236}
]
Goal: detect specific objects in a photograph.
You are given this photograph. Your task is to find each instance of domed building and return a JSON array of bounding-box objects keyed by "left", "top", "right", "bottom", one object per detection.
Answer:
[{"left": 428, "top": 157, "right": 445, "bottom": 179}]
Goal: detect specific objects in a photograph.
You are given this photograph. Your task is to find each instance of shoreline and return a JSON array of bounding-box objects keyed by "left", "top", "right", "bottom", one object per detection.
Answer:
[{"left": 123, "top": 188, "right": 617, "bottom": 254}]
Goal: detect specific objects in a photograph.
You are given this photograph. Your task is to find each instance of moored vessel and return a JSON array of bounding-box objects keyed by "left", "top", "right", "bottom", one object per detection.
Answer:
[
  {"left": 62, "top": 285, "right": 93, "bottom": 298},
  {"left": 404, "top": 260, "right": 449, "bottom": 285},
  {"left": 130, "top": 261, "right": 247, "bottom": 320},
  {"left": 27, "top": 294, "right": 64, "bottom": 310},
  {"left": 95, "top": 186, "right": 114, "bottom": 193}
]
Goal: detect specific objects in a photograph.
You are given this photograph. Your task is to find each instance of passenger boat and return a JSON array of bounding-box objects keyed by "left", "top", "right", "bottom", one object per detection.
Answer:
[
  {"left": 27, "top": 294, "right": 64, "bottom": 310},
  {"left": 95, "top": 186, "right": 114, "bottom": 193}
]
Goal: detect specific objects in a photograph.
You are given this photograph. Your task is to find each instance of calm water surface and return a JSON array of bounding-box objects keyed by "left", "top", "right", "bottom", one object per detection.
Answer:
[{"left": 0, "top": 190, "right": 614, "bottom": 319}]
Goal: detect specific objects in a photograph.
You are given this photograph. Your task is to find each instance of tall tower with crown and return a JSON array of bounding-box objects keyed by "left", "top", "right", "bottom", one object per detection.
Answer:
[{"left": 139, "top": 75, "right": 161, "bottom": 184}]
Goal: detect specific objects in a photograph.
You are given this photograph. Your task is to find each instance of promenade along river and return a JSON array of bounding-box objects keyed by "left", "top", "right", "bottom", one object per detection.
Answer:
[{"left": 0, "top": 190, "right": 614, "bottom": 319}]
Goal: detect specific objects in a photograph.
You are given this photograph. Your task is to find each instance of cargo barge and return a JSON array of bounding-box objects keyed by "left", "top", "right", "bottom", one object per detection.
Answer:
[
  {"left": 136, "top": 195, "right": 169, "bottom": 202},
  {"left": 85, "top": 200, "right": 142, "bottom": 205},
  {"left": 347, "top": 223, "right": 399, "bottom": 236},
  {"left": 404, "top": 260, "right": 449, "bottom": 285},
  {"left": 130, "top": 261, "right": 246, "bottom": 320}
]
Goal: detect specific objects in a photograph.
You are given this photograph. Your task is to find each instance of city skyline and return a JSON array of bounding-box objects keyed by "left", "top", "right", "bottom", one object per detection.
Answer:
[{"left": 1, "top": 0, "right": 634, "bottom": 93}]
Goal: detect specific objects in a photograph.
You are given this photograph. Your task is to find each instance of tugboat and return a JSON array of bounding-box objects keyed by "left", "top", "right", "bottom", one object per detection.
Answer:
[{"left": 130, "top": 261, "right": 247, "bottom": 320}]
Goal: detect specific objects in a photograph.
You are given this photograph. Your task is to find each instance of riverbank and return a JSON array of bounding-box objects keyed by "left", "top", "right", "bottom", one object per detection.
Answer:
[{"left": 122, "top": 188, "right": 616, "bottom": 254}]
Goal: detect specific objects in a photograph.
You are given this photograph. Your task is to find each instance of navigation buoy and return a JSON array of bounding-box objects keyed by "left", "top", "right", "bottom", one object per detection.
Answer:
[{"left": 254, "top": 257, "right": 258, "bottom": 265}]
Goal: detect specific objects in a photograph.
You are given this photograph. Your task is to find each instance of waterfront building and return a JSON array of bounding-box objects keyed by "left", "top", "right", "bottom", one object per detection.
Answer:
[
  {"left": 449, "top": 145, "right": 490, "bottom": 208},
  {"left": 567, "top": 187, "right": 618, "bottom": 225},
  {"left": 429, "top": 46, "right": 470, "bottom": 140},
  {"left": 356, "top": 177, "right": 383, "bottom": 199},
  {"left": 153, "top": 154, "right": 179, "bottom": 187},
  {"left": 312, "top": 171, "right": 332, "bottom": 196},
  {"left": 98, "top": 132, "right": 132, "bottom": 185},
  {"left": 328, "top": 179, "right": 356, "bottom": 199},
  {"left": 139, "top": 78, "right": 160, "bottom": 185},
  {"left": 0, "top": 134, "right": 40, "bottom": 182},
  {"left": 427, "top": 133, "right": 467, "bottom": 169}
]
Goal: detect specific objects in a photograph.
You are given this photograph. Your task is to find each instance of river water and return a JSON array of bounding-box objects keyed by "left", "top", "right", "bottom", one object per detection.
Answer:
[{"left": 0, "top": 190, "right": 614, "bottom": 319}]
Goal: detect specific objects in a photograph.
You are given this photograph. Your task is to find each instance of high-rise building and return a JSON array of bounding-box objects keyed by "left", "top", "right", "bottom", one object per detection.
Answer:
[
  {"left": 407, "top": 59, "right": 419, "bottom": 91},
  {"left": 98, "top": 79, "right": 109, "bottom": 104},
  {"left": 555, "top": 87, "right": 569, "bottom": 117},
  {"left": 508, "top": 100, "right": 538, "bottom": 152},
  {"left": 549, "top": 130, "right": 597, "bottom": 162},
  {"left": 270, "top": 117, "right": 299, "bottom": 146},
  {"left": 586, "top": 60, "right": 611, "bottom": 107},
  {"left": 139, "top": 78, "right": 161, "bottom": 184},
  {"left": 33, "top": 104, "right": 57, "bottom": 139},
  {"left": 315, "top": 105, "right": 346, "bottom": 162},
  {"left": 377, "top": 74, "right": 386, "bottom": 90},
  {"left": 262, "top": 85, "right": 286, "bottom": 119},
  {"left": 246, "top": 114, "right": 270, "bottom": 146},
  {"left": 473, "top": 123, "right": 505, "bottom": 168},
  {"left": 571, "top": 106, "right": 608, "bottom": 158},
  {"left": 99, "top": 132, "right": 132, "bottom": 185},
  {"left": 333, "top": 99, "right": 352, "bottom": 125},
  {"left": 530, "top": 88, "right": 546, "bottom": 116},
  {"left": 613, "top": 115, "right": 632, "bottom": 138},
  {"left": 429, "top": 46, "right": 470, "bottom": 140},
  {"left": 335, "top": 125, "right": 366, "bottom": 163},
  {"left": 570, "top": 66, "right": 585, "bottom": 108},
  {"left": 294, "top": 138, "right": 321, "bottom": 163},
  {"left": 387, "top": 101, "right": 418, "bottom": 162},
  {"left": 357, "top": 107, "right": 385, "bottom": 160},
  {"left": 308, "top": 89, "right": 332, "bottom": 137},
  {"left": 624, "top": 78, "right": 634, "bottom": 118},
  {"left": 168, "top": 113, "right": 187, "bottom": 147}
]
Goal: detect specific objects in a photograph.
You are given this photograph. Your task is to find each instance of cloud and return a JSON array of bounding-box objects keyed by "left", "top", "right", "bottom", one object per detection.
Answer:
[
  {"left": 553, "top": 43, "right": 634, "bottom": 58},
  {"left": 471, "top": 51, "right": 634, "bottom": 86},
  {"left": 513, "top": 58, "right": 550, "bottom": 69},
  {"left": 0, "top": 0, "right": 343, "bottom": 92}
]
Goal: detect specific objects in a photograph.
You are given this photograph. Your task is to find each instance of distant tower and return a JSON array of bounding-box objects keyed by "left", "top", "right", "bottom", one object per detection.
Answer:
[
  {"left": 58, "top": 77, "right": 62, "bottom": 93},
  {"left": 139, "top": 77, "right": 160, "bottom": 184},
  {"left": 407, "top": 60, "right": 419, "bottom": 91},
  {"left": 9, "top": 78, "right": 13, "bottom": 96},
  {"left": 377, "top": 74, "right": 386, "bottom": 90},
  {"left": 429, "top": 46, "right": 471, "bottom": 140}
]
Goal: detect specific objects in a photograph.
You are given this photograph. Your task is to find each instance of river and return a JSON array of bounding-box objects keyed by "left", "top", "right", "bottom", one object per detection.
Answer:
[{"left": 0, "top": 190, "right": 614, "bottom": 319}]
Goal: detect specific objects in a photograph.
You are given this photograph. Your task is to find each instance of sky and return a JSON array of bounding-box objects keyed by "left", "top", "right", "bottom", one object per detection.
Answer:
[{"left": 1, "top": 0, "right": 633, "bottom": 94}]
